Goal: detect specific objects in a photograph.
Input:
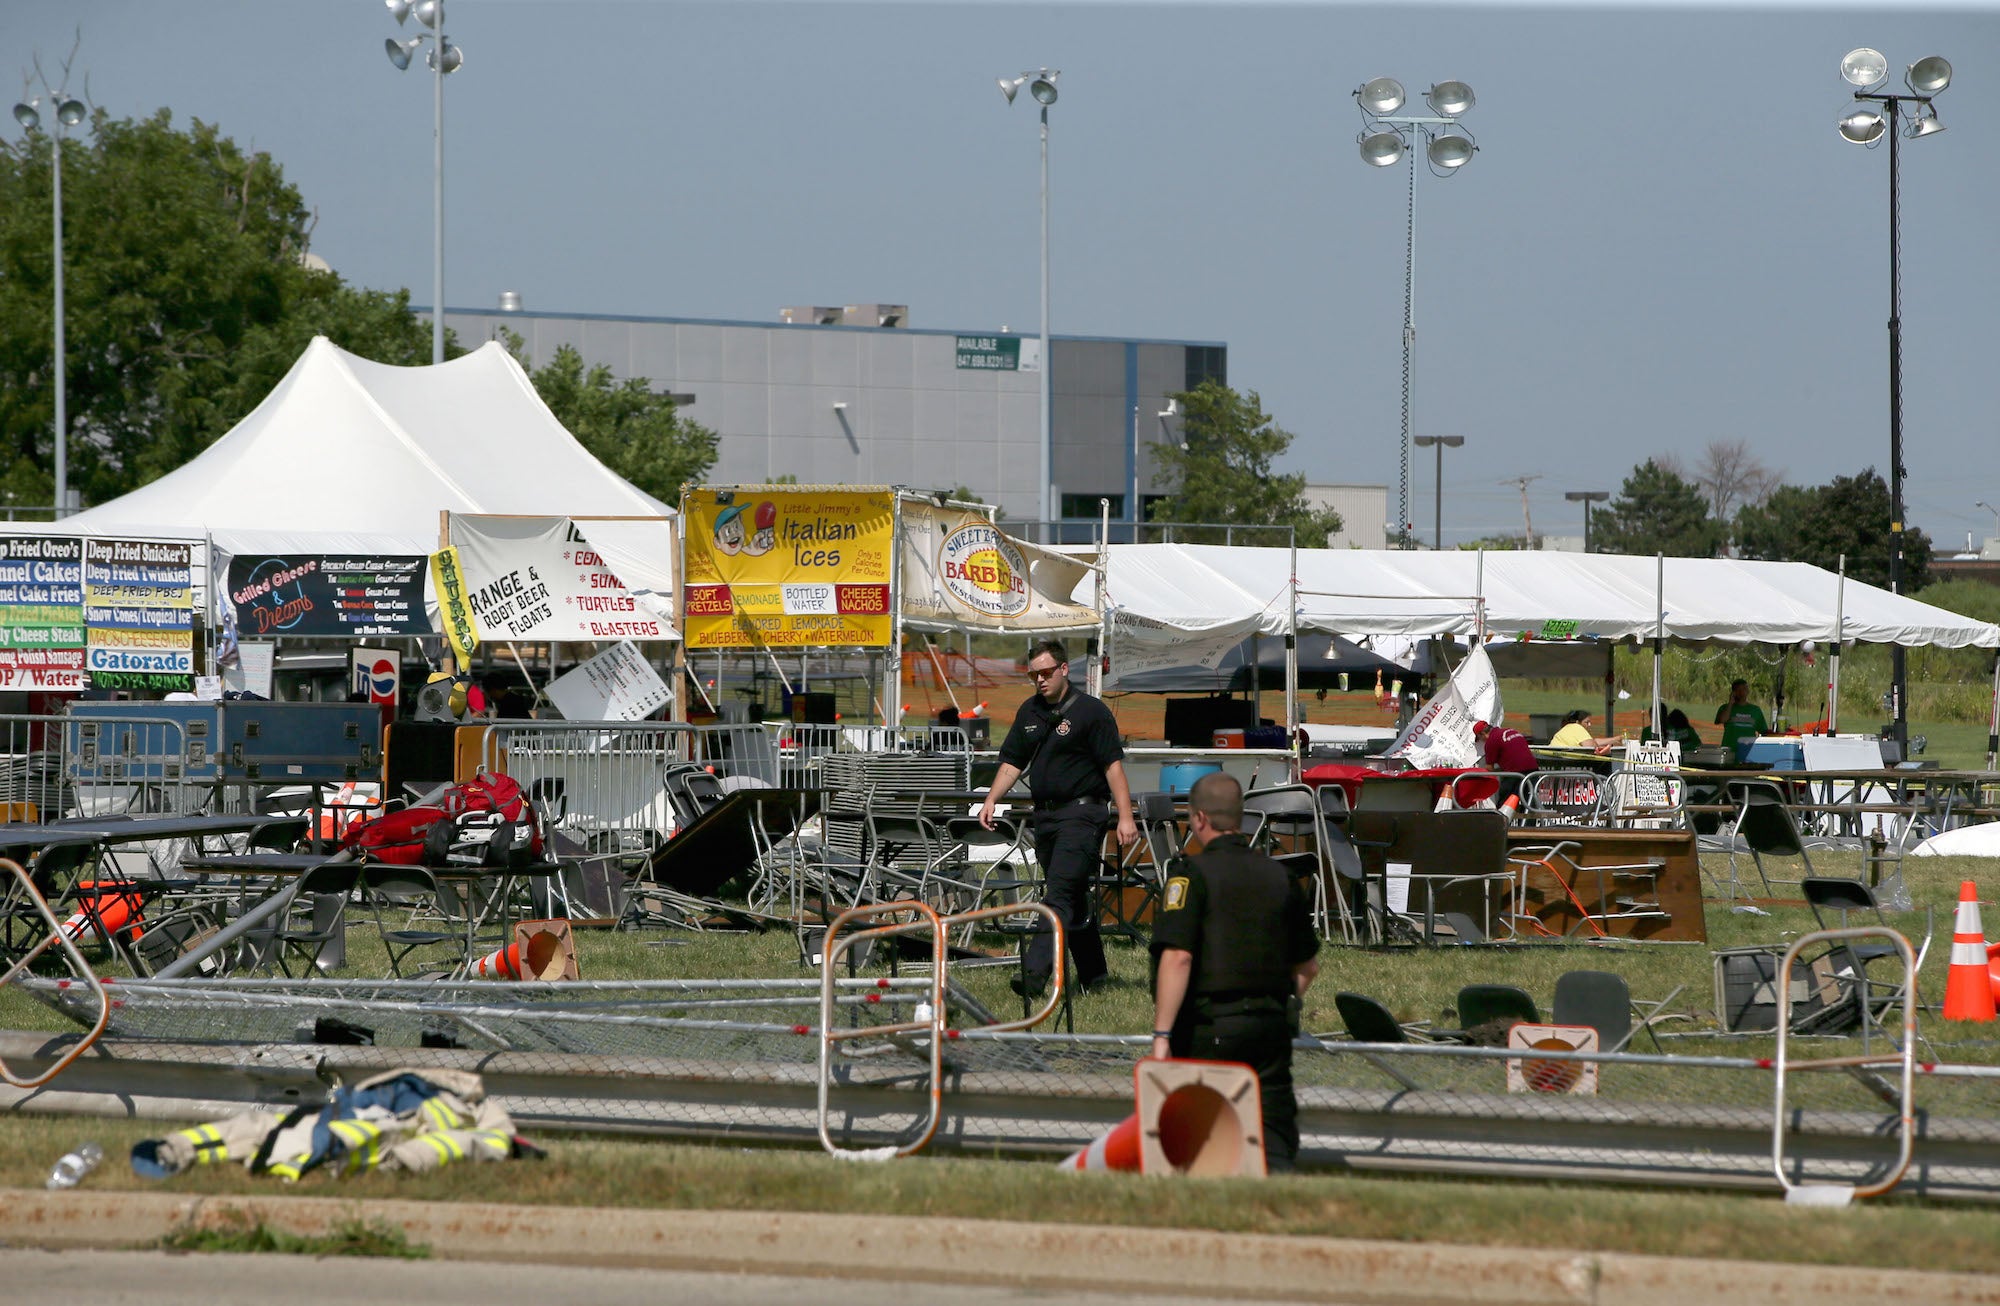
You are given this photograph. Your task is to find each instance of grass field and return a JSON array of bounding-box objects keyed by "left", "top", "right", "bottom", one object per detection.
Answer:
[{"left": 8, "top": 1102, "right": 2000, "bottom": 1273}]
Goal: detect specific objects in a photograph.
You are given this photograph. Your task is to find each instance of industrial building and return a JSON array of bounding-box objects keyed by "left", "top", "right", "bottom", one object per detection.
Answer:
[{"left": 442, "top": 301, "right": 1226, "bottom": 537}]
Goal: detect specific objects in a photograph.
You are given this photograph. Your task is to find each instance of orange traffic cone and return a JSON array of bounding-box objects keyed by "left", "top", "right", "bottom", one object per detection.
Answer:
[
  {"left": 471, "top": 920, "right": 579, "bottom": 981},
  {"left": 61, "top": 884, "right": 146, "bottom": 943},
  {"left": 1059, "top": 1113, "right": 1143, "bottom": 1172},
  {"left": 1943, "top": 881, "right": 1996, "bottom": 1022}
]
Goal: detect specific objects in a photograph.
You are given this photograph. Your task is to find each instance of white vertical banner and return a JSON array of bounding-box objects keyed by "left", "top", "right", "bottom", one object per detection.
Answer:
[{"left": 1386, "top": 640, "right": 1501, "bottom": 769}]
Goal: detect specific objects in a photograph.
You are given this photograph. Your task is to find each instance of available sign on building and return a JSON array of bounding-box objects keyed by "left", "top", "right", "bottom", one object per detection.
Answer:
[{"left": 953, "top": 335, "right": 1040, "bottom": 372}]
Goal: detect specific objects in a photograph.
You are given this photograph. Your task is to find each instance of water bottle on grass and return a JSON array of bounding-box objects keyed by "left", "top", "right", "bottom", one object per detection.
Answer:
[{"left": 46, "top": 1141, "right": 103, "bottom": 1190}]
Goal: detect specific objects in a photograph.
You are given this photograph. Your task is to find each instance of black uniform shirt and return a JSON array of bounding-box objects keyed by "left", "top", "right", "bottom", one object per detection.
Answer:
[
  {"left": 1150, "top": 832, "right": 1319, "bottom": 998},
  {"left": 996, "top": 683, "right": 1124, "bottom": 804}
]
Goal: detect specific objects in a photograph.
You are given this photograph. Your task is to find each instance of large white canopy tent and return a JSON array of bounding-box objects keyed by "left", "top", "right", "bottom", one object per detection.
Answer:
[
  {"left": 38, "top": 336, "right": 678, "bottom": 613},
  {"left": 1088, "top": 544, "right": 2000, "bottom": 746}
]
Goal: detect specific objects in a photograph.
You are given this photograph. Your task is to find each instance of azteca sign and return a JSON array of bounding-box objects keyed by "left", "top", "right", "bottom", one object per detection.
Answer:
[{"left": 938, "top": 523, "right": 1031, "bottom": 618}]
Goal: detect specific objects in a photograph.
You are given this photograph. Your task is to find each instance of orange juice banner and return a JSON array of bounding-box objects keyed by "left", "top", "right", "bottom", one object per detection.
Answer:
[
  {"left": 898, "top": 500, "right": 1099, "bottom": 633},
  {"left": 681, "top": 488, "right": 895, "bottom": 648}
]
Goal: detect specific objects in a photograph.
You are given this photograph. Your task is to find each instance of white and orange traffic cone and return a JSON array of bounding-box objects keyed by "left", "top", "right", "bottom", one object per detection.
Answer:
[
  {"left": 470, "top": 921, "right": 579, "bottom": 981},
  {"left": 1943, "top": 880, "right": 1996, "bottom": 1023},
  {"left": 1059, "top": 1114, "right": 1142, "bottom": 1172},
  {"left": 60, "top": 884, "right": 146, "bottom": 943}
]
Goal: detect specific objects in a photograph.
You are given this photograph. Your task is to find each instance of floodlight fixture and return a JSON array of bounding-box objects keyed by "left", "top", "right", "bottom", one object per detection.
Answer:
[
  {"left": 414, "top": 0, "right": 441, "bottom": 30},
  {"left": 1427, "top": 132, "right": 1475, "bottom": 170},
  {"left": 1833, "top": 44, "right": 1954, "bottom": 751},
  {"left": 999, "top": 68, "right": 1062, "bottom": 532},
  {"left": 432, "top": 43, "right": 463, "bottom": 73},
  {"left": 1841, "top": 47, "right": 1888, "bottom": 90},
  {"left": 386, "top": 0, "right": 412, "bottom": 23},
  {"left": 1359, "top": 130, "right": 1404, "bottom": 167},
  {"left": 1907, "top": 56, "right": 1952, "bottom": 95},
  {"left": 1353, "top": 74, "right": 1486, "bottom": 546},
  {"left": 386, "top": 36, "right": 419, "bottom": 70},
  {"left": 12, "top": 102, "right": 39, "bottom": 128},
  {"left": 1425, "top": 80, "right": 1475, "bottom": 117},
  {"left": 55, "top": 98, "right": 84, "bottom": 127},
  {"left": 1357, "top": 77, "right": 1405, "bottom": 116},
  {"left": 1839, "top": 107, "right": 1886, "bottom": 144}
]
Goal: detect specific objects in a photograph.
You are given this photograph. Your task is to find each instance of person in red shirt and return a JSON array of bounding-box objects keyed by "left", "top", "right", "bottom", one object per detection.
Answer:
[{"left": 1473, "top": 718, "right": 1537, "bottom": 799}]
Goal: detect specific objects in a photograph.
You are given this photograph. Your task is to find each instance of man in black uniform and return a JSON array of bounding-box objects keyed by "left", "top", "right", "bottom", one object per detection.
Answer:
[
  {"left": 1149, "top": 772, "right": 1321, "bottom": 1172},
  {"left": 980, "top": 638, "right": 1138, "bottom": 997}
]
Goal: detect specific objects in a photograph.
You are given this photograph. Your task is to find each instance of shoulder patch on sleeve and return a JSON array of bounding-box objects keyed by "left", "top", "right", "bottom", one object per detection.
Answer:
[{"left": 1162, "top": 876, "right": 1190, "bottom": 911}]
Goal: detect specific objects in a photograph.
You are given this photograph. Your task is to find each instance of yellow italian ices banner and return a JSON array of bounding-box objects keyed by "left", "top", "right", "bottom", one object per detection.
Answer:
[{"left": 681, "top": 488, "right": 895, "bottom": 648}]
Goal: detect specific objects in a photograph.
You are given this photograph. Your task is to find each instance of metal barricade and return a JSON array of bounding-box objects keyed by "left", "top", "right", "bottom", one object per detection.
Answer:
[
  {"left": 0, "top": 857, "right": 108, "bottom": 1088},
  {"left": 0, "top": 714, "right": 73, "bottom": 821},
  {"left": 62, "top": 713, "right": 202, "bottom": 816},
  {"left": 816, "top": 898, "right": 1062, "bottom": 1158},
  {"left": 483, "top": 721, "right": 702, "bottom": 852},
  {"left": 1771, "top": 925, "right": 1918, "bottom": 1203}
]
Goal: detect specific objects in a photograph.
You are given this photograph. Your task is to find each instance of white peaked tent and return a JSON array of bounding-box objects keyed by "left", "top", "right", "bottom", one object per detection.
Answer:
[{"left": 55, "top": 336, "right": 678, "bottom": 606}]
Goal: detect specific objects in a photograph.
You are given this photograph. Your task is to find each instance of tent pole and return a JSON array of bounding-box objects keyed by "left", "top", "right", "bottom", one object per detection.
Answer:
[
  {"left": 1250, "top": 632, "right": 1261, "bottom": 725},
  {"left": 1651, "top": 553, "right": 1664, "bottom": 742},
  {"left": 1285, "top": 530, "right": 1299, "bottom": 744},
  {"left": 1827, "top": 555, "right": 1846, "bottom": 735},
  {"left": 671, "top": 505, "right": 688, "bottom": 724},
  {"left": 1986, "top": 646, "right": 1998, "bottom": 771},
  {"left": 886, "top": 494, "right": 905, "bottom": 729},
  {"left": 1096, "top": 496, "right": 1112, "bottom": 696}
]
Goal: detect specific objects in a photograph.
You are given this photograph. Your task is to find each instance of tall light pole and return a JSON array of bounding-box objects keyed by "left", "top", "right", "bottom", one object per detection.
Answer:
[
  {"left": 1836, "top": 46, "right": 1950, "bottom": 750},
  {"left": 385, "top": 0, "right": 466, "bottom": 367},
  {"left": 12, "top": 88, "right": 87, "bottom": 518},
  {"left": 1354, "top": 77, "right": 1478, "bottom": 549},
  {"left": 1412, "top": 434, "right": 1463, "bottom": 550},
  {"left": 1978, "top": 500, "right": 2000, "bottom": 541},
  {"left": 1565, "top": 490, "right": 1609, "bottom": 554},
  {"left": 999, "top": 69, "right": 1059, "bottom": 538}
]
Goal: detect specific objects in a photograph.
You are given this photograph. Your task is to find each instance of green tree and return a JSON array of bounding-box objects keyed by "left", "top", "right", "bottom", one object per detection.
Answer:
[
  {"left": 1591, "top": 459, "right": 1724, "bottom": 557},
  {"left": 1146, "top": 381, "right": 1341, "bottom": 546},
  {"left": 1733, "top": 467, "right": 1930, "bottom": 590},
  {"left": 0, "top": 108, "right": 434, "bottom": 511},
  {"left": 505, "top": 339, "right": 718, "bottom": 505}
]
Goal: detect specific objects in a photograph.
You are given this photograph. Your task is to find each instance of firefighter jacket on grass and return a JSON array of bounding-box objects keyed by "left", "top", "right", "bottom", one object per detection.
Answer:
[{"left": 130, "top": 1068, "right": 543, "bottom": 1181}]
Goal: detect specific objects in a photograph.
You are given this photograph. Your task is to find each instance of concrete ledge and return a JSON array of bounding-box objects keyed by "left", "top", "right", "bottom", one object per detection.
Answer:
[{"left": 1, "top": 1189, "right": 1997, "bottom": 1306}]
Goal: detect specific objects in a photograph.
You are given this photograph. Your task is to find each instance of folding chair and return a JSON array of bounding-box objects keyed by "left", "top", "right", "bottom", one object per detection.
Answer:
[
  {"left": 1722, "top": 778, "right": 1814, "bottom": 898},
  {"left": 1315, "top": 784, "right": 1366, "bottom": 943},
  {"left": 1453, "top": 982, "right": 1538, "bottom": 1036},
  {"left": 269, "top": 859, "right": 361, "bottom": 977},
  {"left": 1549, "top": 969, "right": 1685, "bottom": 1054},
  {"left": 364, "top": 864, "right": 460, "bottom": 978},
  {"left": 1095, "top": 791, "right": 1182, "bottom": 936},
  {"left": 1505, "top": 837, "right": 1669, "bottom": 940},
  {"left": 1332, "top": 990, "right": 1425, "bottom": 1090},
  {"left": 1241, "top": 785, "right": 1332, "bottom": 940},
  {"left": 1800, "top": 876, "right": 1931, "bottom": 1050},
  {"left": 941, "top": 813, "right": 1038, "bottom": 937}
]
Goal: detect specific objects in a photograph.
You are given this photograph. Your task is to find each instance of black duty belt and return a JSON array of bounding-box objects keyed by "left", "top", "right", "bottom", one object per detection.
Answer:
[{"left": 1032, "top": 796, "right": 1110, "bottom": 812}]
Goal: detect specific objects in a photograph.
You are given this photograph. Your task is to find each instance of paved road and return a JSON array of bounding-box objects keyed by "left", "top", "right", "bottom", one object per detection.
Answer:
[{"left": 0, "top": 1248, "right": 1345, "bottom": 1306}]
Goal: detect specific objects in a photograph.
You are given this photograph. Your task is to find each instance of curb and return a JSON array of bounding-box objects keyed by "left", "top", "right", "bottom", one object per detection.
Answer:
[{"left": 2, "top": 1189, "right": 1999, "bottom": 1305}]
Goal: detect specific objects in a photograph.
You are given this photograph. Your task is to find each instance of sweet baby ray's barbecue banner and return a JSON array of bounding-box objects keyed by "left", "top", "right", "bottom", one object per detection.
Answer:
[
  {"left": 898, "top": 500, "right": 1097, "bottom": 633},
  {"left": 681, "top": 488, "right": 894, "bottom": 649},
  {"left": 445, "top": 515, "right": 673, "bottom": 645}
]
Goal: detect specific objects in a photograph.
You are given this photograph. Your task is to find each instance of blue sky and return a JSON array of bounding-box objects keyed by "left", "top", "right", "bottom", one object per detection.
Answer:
[{"left": 9, "top": 1, "right": 1997, "bottom": 547}]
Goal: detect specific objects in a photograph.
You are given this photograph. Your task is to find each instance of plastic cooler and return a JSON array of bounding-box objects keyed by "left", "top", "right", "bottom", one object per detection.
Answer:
[{"left": 1160, "top": 763, "right": 1222, "bottom": 794}]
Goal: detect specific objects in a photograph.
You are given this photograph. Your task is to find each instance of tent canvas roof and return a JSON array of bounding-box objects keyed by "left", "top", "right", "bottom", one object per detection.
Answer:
[
  {"left": 50, "top": 336, "right": 676, "bottom": 599},
  {"left": 1090, "top": 544, "right": 2000, "bottom": 649}
]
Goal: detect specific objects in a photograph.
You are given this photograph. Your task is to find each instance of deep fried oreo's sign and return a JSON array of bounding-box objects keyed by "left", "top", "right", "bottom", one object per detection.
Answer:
[{"left": 938, "top": 524, "right": 1030, "bottom": 619}]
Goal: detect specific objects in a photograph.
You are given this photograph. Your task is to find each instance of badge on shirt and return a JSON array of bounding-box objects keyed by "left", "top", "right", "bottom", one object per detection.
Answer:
[
  {"left": 1163, "top": 876, "right": 1189, "bottom": 911},
  {"left": 1055, "top": 720, "right": 1071, "bottom": 737}
]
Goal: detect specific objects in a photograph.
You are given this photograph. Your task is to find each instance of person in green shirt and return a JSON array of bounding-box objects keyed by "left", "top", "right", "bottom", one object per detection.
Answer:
[
  {"left": 1641, "top": 706, "right": 1704, "bottom": 752},
  {"left": 1714, "top": 680, "right": 1769, "bottom": 757}
]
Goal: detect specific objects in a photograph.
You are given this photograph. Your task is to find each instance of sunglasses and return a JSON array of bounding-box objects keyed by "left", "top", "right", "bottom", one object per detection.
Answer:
[{"left": 1026, "top": 664, "right": 1066, "bottom": 681}]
